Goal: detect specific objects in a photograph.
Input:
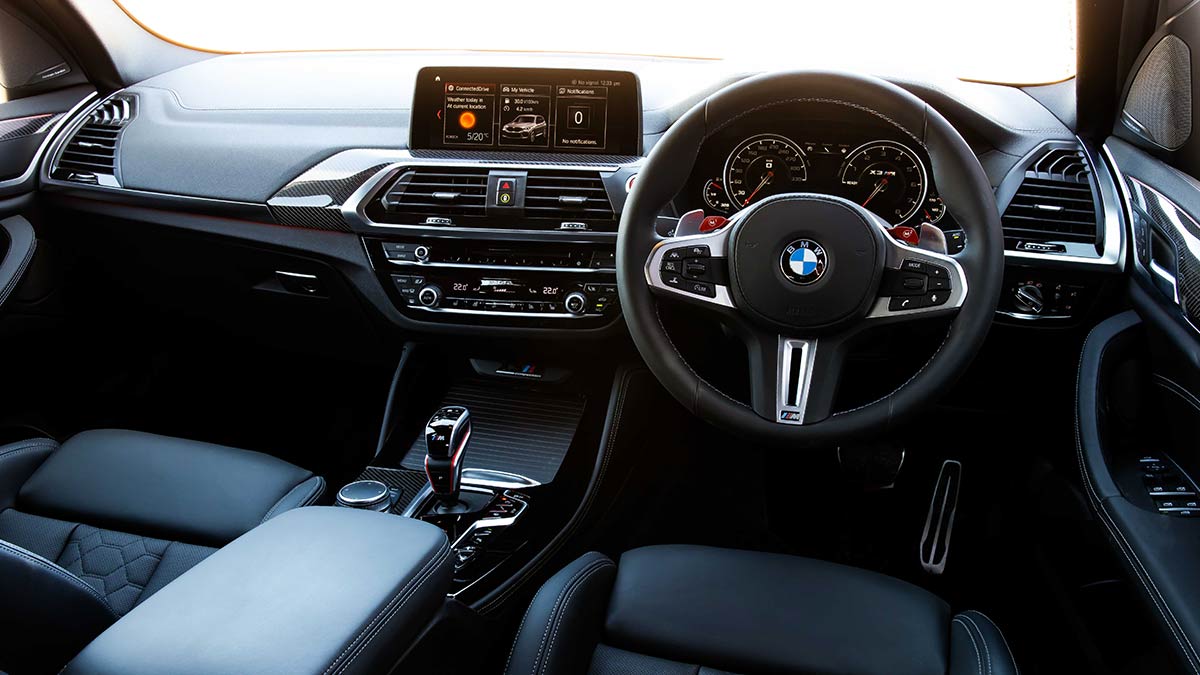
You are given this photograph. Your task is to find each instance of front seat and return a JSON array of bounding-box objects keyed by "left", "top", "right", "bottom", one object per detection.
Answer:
[
  {"left": 0, "top": 429, "right": 325, "bottom": 674},
  {"left": 506, "top": 545, "right": 1018, "bottom": 675}
]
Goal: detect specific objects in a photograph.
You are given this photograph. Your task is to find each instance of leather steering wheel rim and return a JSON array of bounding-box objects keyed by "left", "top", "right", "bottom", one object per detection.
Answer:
[{"left": 616, "top": 71, "right": 1004, "bottom": 446}]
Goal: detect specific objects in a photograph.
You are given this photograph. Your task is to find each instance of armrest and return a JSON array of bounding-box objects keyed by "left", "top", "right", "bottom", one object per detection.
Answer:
[{"left": 64, "top": 507, "right": 451, "bottom": 675}]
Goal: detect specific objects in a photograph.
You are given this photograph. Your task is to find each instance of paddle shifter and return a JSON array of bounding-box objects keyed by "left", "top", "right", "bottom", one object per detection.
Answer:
[{"left": 424, "top": 406, "right": 471, "bottom": 508}]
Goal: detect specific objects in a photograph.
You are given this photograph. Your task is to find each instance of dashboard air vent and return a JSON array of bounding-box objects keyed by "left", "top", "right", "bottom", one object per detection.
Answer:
[
  {"left": 524, "top": 170, "right": 615, "bottom": 222},
  {"left": 52, "top": 95, "right": 136, "bottom": 187},
  {"left": 1001, "top": 146, "right": 1099, "bottom": 249},
  {"left": 382, "top": 167, "right": 489, "bottom": 218}
]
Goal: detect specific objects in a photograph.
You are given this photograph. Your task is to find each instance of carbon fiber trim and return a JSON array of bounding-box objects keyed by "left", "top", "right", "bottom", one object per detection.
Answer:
[
  {"left": 354, "top": 466, "right": 430, "bottom": 514},
  {"left": 400, "top": 379, "right": 585, "bottom": 484},
  {"left": 268, "top": 162, "right": 390, "bottom": 232},
  {"left": 0, "top": 113, "right": 60, "bottom": 142},
  {"left": 1127, "top": 177, "right": 1200, "bottom": 326}
]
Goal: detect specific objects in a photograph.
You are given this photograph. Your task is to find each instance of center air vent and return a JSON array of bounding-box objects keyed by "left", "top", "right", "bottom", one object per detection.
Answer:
[
  {"left": 381, "top": 167, "right": 489, "bottom": 218},
  {"left": 1000, "top": 146, "right": 1100, "bottom": 252},
  {"left": 52, "top": 94, "right": 136, "bottom": 187},
  {"left": 524, "top": 170, "right": 615, "bottom": 222}
]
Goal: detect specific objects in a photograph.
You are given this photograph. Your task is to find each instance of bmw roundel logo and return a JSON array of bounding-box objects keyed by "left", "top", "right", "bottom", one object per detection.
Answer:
[{"left": 781, "top": 239, "right": 828, "bottom": 285}]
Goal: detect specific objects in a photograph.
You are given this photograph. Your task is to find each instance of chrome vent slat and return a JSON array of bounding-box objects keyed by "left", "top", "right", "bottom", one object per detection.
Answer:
[
  {"left": 52, "top": 94, "right": 136, "bottom": 186},
  {"left": 1001, "top": 146, "right": 1100, "bottom": 250},
  {"left": 384, "top": 167, "right": 490, "bottom": 217},
  {"left": 523, "top": 169, "right": 615, "bottom": 222}
]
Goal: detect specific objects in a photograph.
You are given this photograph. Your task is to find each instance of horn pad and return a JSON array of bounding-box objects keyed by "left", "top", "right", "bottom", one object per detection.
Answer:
[{"left": 727, "top": 194, "right": 886, "bottom": 331}]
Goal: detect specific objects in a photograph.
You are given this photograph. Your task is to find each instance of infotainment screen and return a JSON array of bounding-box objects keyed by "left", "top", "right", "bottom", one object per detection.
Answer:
[{"left": 410, "top": 67, "right": 641, "bottom": 155}]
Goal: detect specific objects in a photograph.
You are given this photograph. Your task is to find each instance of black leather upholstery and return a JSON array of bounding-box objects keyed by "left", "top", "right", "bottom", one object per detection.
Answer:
[
  {"left": 19, "top": 429, "right": 322, "bottom": 546},
  {"left": 0, "top": 430, "right": 324, "bottom": 674},
  {"left": 1076, "top": 311, "right": 1200, "bottom": 674},
  {"left": 64, "top": 507, "right": 451, "bottom": 675},
  {"left": 507, "top": 545, "right": 1018, "bottom": 675}
]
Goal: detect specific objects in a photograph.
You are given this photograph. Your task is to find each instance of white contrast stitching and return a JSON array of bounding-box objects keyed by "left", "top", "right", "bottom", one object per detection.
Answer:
[
  {"left": 1074, "top": 316, "right": 1200, "bottom": 673},
  {"left": 960, "top": 613, "right": 993, "bottom": 675},
  {"left": 953, "top": 617, "right": 983, "bottom": 675},
  {"left": 537, "top": 559, "right": 614, "bottom": 675}
]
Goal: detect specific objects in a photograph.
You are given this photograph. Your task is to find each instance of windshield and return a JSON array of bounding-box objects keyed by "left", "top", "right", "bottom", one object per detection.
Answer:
[{"left": 115, "top": 0, "right": 1076, "bottom": 85}]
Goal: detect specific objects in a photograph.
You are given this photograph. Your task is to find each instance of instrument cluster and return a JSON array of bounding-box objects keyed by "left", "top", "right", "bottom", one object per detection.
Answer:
[{"left": 681, "top": 120, "right": 958, "bottom": 231}]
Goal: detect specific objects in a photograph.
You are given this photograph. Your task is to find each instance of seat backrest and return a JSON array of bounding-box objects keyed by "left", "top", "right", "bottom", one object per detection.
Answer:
[{"left": 0, "top": 539, "right": 118, "bottom": 674}]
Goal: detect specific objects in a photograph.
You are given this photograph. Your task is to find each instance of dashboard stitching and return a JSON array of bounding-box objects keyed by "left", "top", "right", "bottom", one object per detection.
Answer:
[{"left": 706, "top": 98, "right": 927, "bottom": 151}]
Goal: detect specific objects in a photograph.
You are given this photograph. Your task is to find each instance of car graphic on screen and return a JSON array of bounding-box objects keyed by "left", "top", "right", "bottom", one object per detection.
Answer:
[{"left": 501, "top": 114, "right": 547, "bottom": 141}]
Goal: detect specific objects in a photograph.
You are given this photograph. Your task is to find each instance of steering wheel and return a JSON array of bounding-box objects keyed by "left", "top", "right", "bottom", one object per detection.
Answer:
[{"left": 617, "top": 71, "right": 1003, "bottom": 446}]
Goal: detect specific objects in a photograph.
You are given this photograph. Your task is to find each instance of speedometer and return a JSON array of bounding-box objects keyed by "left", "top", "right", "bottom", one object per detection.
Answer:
[
  {"left": 724, "top": 135, "right": 808, "bottom": 210},
  {"left": 838, "top": 141, "right": 928, "bottom": 223}
]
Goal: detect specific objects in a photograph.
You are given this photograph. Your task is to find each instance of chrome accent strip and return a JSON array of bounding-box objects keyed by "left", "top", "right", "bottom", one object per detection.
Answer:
[
  {"left": 461, "top": 468, "right": 541, "bottom": 489},
  {"left": 411, "top": 305, "right": 602, "bottom": 319},
  {"left": 996, "top": 311, "right": 1073, "bottom": 321},
  {"left": 1003, "top": 139, "right": 1125, "bottom": 268},
  {"left": 275, "top": 270, "right": 318, "bottom": 280},
  {"left": 776, "top": 337, "right": 817, "bottom": 425},
  {"left": 386, "top": 259, "right": 615, "bottom": 274},
  {"left": 0, "top": 91, "right": 96, "bottom": 191}
]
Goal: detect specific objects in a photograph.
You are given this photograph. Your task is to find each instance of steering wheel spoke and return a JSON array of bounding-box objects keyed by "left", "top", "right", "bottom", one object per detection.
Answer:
[
  {"left": 743, "top": 329, "right": 849, "bottom": 426},
  {"left": 865, "top": 235, "right": 969, "bottom": 324}
]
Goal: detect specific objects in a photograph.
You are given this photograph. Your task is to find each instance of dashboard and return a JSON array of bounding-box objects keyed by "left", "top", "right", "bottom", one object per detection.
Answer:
[{"left": 22, "top": 51, "right": 1123, "bottom": 340}]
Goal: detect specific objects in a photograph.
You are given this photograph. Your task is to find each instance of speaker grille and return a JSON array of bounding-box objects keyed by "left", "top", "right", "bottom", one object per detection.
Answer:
[{"left": 1124, "top": 34, "right": 1192, "bottom": 150}]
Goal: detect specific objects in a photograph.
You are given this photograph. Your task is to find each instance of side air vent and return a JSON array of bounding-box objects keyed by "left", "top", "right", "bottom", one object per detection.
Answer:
[
  {"left": 52, "top": 94, "right": 136, "bottom": 187},
  {"left": 524, "top": 170, "right": 615, "bottom": 223},
  {"left": 1001, "top": 146, "right": 1100, "bottom": 251},
  {"left": 381, "top": 167, "right": 489, "bottom": 218}
]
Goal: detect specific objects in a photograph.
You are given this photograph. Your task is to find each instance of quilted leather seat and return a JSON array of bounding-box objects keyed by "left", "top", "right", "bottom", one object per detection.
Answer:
[
  {"left": 0, "top": 429, "right": 325, "bottom": 674},
  {"left": 506, "top": 545, "right": 1019, "bottom": 675}
]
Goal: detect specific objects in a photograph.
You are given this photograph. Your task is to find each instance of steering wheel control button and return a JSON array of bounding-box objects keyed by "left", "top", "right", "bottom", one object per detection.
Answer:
[
  {"left": 889, "top": 295, "right": 931, "bottom": 311},
  {"left": 684, "top": 260, "right": 709, "bottom": 279},
  {"left": 687, "top": 281, "right": 716, "bottom": 298},
  {"left": 882, "top": 259, "right": 955, "bottom": 311},
  {"left": 685, "top": 245, "right": 711, "bottom": 258},
  {"left": 661, "top": 259, "right": 682, "bottom": 275},
  {"left": 664, "top": 249, "right": 685, "bottom": 262}
]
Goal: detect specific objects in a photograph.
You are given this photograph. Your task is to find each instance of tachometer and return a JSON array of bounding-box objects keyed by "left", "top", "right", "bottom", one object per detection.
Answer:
[
  {"left": 702, "top": 177, "right": 733, "bottom": 212},
  {"left": 839, "top": 141, "right": 928, "bottom": 223},
  {"left": 724, "top": 135, "right": 808, "bottom": 209}
]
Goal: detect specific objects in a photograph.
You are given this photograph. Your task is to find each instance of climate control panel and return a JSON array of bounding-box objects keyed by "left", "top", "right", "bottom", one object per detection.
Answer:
[{"left": 366, "top": 237, "right": 620, "bottom": 327}]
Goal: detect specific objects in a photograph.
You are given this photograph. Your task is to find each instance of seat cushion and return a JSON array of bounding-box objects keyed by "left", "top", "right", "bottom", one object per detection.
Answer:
[
  {"left": 506, "top": 545, "right": 1019, "bottom": 675},
  {"left": 0, "top": 431, "right": 325, "bottom": 674},
  {"left": 18, "top": 429, "right": 324, "bottom": 546}
]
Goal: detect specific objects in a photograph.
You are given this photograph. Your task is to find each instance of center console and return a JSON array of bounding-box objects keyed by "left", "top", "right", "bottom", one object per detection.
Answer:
[{"left": 345, "top": 66, "right": 643, "bottom": 330}]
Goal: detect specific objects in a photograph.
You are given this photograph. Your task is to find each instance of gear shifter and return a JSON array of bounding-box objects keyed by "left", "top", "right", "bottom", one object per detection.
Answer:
[{"left": 424, "top": 406, "right": 471, "bottom": 509}]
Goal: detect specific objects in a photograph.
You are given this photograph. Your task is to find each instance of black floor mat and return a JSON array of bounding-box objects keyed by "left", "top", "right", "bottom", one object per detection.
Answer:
[{"left": 400, "top": 378, "right": 584, "bottom": 484}]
